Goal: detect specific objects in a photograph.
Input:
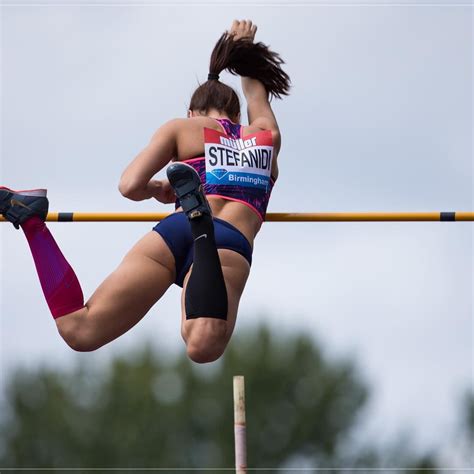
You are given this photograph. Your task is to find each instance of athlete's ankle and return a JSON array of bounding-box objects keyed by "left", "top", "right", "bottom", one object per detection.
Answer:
[{"left": 20, "top": 216, "right": 46, "bottom": 232}]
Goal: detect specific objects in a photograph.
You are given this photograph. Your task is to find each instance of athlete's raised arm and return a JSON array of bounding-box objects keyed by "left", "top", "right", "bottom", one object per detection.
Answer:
[
  {"left": 241, "top": 76, "right": 280, "bottom": 139},
  {"left": 227, "top": 19, "right": 289, "bottom": 154}
]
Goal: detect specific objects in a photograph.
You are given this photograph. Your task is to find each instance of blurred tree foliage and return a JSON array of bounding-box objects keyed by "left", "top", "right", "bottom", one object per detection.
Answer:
[
  {"left": 0, "top": 325, "right": 439, "bottom": 471},
  {"left": 464, "top": 391, "right": 473, "bottom": 442},
  {"left": 457, "top": 390, "right": 474, "bottom": 465}
]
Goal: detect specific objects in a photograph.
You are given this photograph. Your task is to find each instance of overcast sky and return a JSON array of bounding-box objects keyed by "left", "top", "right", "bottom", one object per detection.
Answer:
[{"left": 1, "top": 1, "right": 472, "bottom": 467}]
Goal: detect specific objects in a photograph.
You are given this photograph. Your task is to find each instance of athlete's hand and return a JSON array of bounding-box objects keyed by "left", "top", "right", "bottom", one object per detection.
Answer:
[
  {"left": 229, "top": 19, "right": 257, "bottom": 42},
  {"left": 151, "top": 179, "right": 175, "bottom": 204}
]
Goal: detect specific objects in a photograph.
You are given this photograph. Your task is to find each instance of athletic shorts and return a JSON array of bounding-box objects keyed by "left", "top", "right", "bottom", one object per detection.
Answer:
[{"left": 152, "top": 212, "right": 253, "bottom": 287}]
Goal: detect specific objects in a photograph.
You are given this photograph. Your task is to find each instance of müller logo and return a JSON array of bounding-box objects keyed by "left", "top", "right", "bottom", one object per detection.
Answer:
[{"left": 219, "top": 136, "right": 257, "bottom": 150}]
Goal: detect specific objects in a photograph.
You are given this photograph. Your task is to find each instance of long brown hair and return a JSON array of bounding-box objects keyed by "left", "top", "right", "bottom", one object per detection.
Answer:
[{"left": 189, "top": 32, "right": 291, "bottom": 121}]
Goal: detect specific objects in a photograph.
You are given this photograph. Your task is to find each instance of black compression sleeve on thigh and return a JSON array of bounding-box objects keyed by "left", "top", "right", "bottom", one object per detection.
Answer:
[{"left": 185, "top": 214, "right": 228, "bottom": 320}]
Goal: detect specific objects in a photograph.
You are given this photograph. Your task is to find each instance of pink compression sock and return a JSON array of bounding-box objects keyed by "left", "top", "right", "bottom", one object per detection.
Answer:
[{"left": 20, "top": 216, "right": 84, "bottom": 318}]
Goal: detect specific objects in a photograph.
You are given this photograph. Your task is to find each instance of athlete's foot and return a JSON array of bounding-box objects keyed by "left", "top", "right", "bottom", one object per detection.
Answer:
[
  {"left": 0, "top": 187, "right": 49, "bottom": 229},
  {"left": 166, "top": 163, "right": 211, "bottom": 219}
]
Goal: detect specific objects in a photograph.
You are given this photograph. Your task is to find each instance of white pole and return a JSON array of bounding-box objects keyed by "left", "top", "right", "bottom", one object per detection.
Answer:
[{"left": 233, "top": 375, "right": 247, "bottom": 474}]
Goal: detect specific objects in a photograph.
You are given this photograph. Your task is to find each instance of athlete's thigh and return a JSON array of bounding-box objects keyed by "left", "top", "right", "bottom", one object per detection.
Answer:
[
  {"left": 180, "top": 249, "right": 251, "bottom": 342},
  {"left": 57, "top": 231, "right": 176, "bottom": 346}
]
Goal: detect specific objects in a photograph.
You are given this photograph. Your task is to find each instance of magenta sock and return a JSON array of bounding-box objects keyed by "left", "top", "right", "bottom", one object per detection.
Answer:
[{"left": 20, "top": 217, "right": 84, "bottom": 319}]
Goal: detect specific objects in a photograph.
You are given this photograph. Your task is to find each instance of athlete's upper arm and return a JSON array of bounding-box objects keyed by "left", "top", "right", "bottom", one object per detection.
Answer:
[
  {"left": 247, "top": 97, "right": 279, "bottom": 131},
  {"left": 243, "top": 77, "right": 279, "bottom": 129},
  {"left": 243, "top": 77, "right": 281, "bottom": 154},
  {"left": 119, "top": 118, "right": 183, "bottom": 194},
  {"left": 247, "top": 98, "right": 281, "bottom": 155}
]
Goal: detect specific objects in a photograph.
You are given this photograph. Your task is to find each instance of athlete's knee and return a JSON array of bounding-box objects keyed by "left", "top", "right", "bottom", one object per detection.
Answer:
[
  {"left": 185, "top": 318, "right": 229, "bottom": 364},
  {"left": 56, "top": 319, "right": 103, "bottom": 352},
  {"left": 187, "top": 339, "right": 227, "bottom": 364}
]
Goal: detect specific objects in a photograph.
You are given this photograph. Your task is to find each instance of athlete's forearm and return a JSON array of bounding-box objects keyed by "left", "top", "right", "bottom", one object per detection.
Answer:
[{"left": 119, "top": 179, "right": 161, "bottom": 201}]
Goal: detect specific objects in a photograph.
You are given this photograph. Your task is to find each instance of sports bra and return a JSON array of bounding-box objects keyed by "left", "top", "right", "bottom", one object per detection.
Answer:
[{"left": 176, "top": 118, "right": 276, "bottom": 221}]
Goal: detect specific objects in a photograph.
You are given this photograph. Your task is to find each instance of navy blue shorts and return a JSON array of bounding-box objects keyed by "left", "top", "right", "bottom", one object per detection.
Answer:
[{"left": 153, "top": 212, "right": 253, "bottom": 287}]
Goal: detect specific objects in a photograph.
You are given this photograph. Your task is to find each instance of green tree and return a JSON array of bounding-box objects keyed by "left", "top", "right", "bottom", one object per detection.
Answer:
[
  {"left": 0, "top": 324, "right": 437, "bottom": 471},
  {"left": 463, "top": 391, "right": 473, "bottom": 445},
  {"left": 455, "top": 390, "right": 474, "bottom": 466}
]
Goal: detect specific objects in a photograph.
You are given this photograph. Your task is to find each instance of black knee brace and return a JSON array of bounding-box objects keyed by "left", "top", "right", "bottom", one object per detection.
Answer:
[{"left": 185, "top": 214, "right": 228, "bottom": 320}]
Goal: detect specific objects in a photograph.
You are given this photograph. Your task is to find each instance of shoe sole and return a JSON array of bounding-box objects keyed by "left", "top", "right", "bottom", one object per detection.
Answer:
[{"left": 167, "top": 163, "right": 211, "bottom": 218}]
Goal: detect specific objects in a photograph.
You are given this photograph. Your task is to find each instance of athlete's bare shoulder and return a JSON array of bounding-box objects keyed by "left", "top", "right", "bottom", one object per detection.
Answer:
[
  {"left": 243, "top": 124, "right": 274, "bottom": 134},
  {"left": 185, "top": 116, "right": 226, "bottom": 130},
  {"left": 164, "top": 116, "right": 223, "bottom": 130},
  {"left": 242, "top": 124, "right": 281, "bottom": 157},
  {"left": 163, "top": 117, "right": 224, "bottom": 161}
]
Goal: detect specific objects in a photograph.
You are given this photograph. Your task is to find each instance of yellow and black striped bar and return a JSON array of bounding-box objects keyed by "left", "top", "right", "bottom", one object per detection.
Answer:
[{"left": 1, "top": 212, "right": 473, "bottom": 222}]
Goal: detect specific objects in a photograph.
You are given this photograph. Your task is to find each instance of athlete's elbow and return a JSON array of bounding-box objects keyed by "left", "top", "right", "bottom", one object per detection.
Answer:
[
  {"left": 118, "top": 179, "right": 142, "bottom": 200},
  {"left": 118, "top": 178, "right": 132, "bottom": 197}
]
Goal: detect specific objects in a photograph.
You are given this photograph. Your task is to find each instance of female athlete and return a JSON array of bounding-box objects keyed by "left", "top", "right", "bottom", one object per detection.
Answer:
[{"left": 0, "top": 20, "right": 290, "bottom": 363}]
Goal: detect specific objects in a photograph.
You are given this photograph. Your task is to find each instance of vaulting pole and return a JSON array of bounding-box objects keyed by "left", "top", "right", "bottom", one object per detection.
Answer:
[
  {"left": 1, "top": 212, "right": 473, "bottom": 222},
  {"left": 233, "top": 375, "right": 247, "bottom": 474}
]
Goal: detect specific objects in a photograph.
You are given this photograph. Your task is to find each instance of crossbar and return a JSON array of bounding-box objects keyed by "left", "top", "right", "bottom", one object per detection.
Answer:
[{"left": 1, "top": 212, "right": 473, "bottom": 222}]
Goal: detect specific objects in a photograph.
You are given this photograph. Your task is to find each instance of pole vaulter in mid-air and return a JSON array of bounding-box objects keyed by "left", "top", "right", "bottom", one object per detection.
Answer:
[{"left": 0, "top": 20, "right": 290, "bottom": 364}]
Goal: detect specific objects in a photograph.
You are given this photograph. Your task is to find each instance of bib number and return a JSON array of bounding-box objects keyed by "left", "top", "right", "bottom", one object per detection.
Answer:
[{"left": 204, "top": 128, "right": 273, "bottom": 190}]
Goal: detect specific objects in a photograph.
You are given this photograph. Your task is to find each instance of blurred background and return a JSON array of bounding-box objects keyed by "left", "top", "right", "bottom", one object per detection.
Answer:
[
  {"left": 1, "top": 326, "right": 472, "bottom": 470},
  {"left": 1, "top": 0, "right": 472, "bottom": 470}
]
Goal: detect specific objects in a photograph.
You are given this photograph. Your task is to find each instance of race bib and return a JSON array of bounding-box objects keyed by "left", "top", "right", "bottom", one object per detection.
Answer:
[{"left": 204, "top": 128, "right": 273, "bottom": 190}]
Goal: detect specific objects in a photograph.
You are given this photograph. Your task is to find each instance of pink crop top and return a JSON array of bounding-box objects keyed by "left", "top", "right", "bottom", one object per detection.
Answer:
[{"left": 176, "top": 118, "right": 276, "bottom": 221}]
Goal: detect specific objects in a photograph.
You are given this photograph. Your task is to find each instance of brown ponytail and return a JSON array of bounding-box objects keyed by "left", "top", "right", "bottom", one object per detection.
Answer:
[{"left": 189, "top": 32, "right": 291, "bottom": 121}]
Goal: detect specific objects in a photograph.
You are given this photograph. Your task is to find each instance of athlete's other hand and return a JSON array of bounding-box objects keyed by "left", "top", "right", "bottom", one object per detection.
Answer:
[
  {"left": 229, "top": 19, "right": 257, "bottom": 42},
  {"left": 151, "top": 179, "right": 175, "bottom": 204}
]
